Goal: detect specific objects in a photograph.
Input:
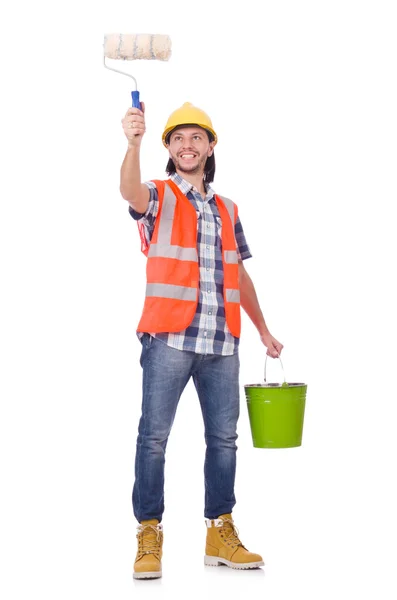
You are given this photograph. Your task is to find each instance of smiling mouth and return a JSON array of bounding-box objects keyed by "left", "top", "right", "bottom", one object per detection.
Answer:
[{"left": 179, "top": 154, "right": 197, "bottom": 159}]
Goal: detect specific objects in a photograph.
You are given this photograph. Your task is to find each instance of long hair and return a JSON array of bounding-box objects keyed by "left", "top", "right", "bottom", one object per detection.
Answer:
[{"left": 165, "top": 126, "right": 216, "bottom": 184}]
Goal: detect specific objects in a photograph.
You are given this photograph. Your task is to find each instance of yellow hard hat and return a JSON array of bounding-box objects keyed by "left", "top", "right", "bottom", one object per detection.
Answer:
[{"left": 162, "top": 102, "right": 218, "bottom": 147}]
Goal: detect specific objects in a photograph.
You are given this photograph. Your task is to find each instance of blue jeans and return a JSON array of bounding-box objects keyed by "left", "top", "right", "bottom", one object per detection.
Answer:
[{"left": 132, "top": 334, "right": 240, "bottom": 522}]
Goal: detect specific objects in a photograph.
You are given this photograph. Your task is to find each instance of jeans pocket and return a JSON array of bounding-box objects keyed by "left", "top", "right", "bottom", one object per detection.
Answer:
[{"left": 140, "top": 333, "right": 153, "bottom": 367}]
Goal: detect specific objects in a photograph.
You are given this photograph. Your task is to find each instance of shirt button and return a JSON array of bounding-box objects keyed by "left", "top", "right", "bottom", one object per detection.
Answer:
[
  {"left": 207, "top": 289, "right": 211, "bottom": 293},
  {"left": 206, "top": 246, "right": 210, "bottom": 250},
  {"left": 206, "top": 267, "right": 210, "bottom": 271},
  {"left": 208, "top": 311, "right": 212, "bottom": 315},
  {"left": 207, "top": 224, "right": 210, "bottom": 228},
  {"left": 204, "top": 331, "right": 207, "bottom": 336}
]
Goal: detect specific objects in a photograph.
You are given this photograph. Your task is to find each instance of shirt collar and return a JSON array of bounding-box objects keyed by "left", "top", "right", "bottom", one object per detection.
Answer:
[{"left": 170, "top": 172, "right": 215, "bottom": 201}]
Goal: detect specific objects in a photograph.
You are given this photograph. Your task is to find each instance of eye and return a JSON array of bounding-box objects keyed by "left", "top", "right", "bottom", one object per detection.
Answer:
[
  {"left": 193, "top": 135, "right": 201, "bottom": 140},
  {"left": 174, "top": 135, "right": 182, "bottom": 141}
]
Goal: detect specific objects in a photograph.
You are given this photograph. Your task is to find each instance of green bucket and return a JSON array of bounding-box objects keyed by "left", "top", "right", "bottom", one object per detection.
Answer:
[{"left": 244, "top": 357, "right": 307, "bottom": 448}]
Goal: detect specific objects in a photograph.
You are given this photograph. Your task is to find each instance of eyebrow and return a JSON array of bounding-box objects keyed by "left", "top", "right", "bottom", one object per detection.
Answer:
[{"left": 172, "top": 130, "right": 203, "bottom": 136}]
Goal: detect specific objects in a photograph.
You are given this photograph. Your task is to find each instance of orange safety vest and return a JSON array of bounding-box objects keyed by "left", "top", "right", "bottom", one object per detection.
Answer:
[{"left": 136, "top": 179, "right": 241, "bottom": 337}]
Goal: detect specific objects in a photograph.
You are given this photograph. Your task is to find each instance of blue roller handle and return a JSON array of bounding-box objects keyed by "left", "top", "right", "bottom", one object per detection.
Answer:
[{"left": 131, "top": 90, "right": 141, "bottom": 109}]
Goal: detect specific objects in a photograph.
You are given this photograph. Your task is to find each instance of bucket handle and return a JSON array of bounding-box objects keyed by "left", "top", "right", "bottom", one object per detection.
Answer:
[{"left": 264, "top": 355, "right": 286, "bottom": 384}]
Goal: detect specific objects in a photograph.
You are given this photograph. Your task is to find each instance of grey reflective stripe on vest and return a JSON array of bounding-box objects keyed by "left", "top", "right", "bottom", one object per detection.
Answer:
[
  {"left": 157, "top": 184, "right": 176, "bottom": 244},
  {"left": 148, "top": 184, "right": 198, "bottom": 261},
  {"left": 148, "top": 244, "right": 198, "bottom": 261},
  {"left": 226, "top": 289, "right": 240, "bottom": 303},
  {"left": 146, "top": 283, "right": 197, "bottom": 302},
  {"left": 224, "top": 250, "right": 238, "bottom": 264},
  {"left": 220, "top": 196, "right": 240, "bottom": 301},
  {"left": 218, "top": 194, "right": 238, "bottom": 255},
  {"left": 218, "top": 195, "right": 235, "bottom": 227}
]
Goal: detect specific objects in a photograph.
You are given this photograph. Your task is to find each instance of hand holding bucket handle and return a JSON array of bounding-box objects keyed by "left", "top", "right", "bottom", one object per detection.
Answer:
[{"left": 264, "top": 355, "right": 287, "bottom": 384}]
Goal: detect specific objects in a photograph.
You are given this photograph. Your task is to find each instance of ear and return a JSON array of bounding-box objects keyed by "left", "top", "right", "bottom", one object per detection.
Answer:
[{"left": 208, "top": 142, "right": 216, "bottom": 157}]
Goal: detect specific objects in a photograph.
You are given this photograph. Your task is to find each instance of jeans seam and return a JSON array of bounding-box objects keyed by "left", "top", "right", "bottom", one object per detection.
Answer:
[
  {"left": 137, "top": 336, "right": 151, "bottom": 520},
  {"left": 193, "top": 374, "right": 210, "bottom": 513}
]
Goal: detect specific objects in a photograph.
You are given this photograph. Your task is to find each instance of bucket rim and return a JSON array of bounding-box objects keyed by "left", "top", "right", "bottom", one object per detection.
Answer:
[{"left": 244, "top": 382, "right": 307, "bottom": 388}]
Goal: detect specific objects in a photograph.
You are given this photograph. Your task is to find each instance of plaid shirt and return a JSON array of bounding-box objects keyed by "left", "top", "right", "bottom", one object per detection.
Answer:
[{"left": 129, "top": 173, "right": 252, "bottom": 355}]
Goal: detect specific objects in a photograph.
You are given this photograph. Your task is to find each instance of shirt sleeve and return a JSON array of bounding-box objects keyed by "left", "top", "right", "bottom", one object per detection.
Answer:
[
  {"left": 235, "top": 215, "right": 252, "bottom": 261},
  {"left": 128, "top": 181, "right": 159, "bottom": 246}
]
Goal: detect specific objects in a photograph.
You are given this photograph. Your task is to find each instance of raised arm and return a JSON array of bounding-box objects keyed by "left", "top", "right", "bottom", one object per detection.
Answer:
[{"left": 120, "top": 103, "right": 150, "bottom": 214}]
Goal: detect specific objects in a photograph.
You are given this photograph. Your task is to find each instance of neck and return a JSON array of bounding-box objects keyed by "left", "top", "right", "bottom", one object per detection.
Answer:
[{"left": 175, "top": 169, "right": 206, "bottom": 196}]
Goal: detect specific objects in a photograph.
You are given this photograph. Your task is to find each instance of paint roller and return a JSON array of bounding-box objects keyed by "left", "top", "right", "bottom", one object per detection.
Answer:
[{"left": 103, "top": 33, "right": 172, "bottom": 109}]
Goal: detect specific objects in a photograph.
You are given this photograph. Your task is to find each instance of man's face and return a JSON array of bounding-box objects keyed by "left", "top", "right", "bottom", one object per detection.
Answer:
[{"left": 167, "top": 126, "right": 215, "bottom": 175}]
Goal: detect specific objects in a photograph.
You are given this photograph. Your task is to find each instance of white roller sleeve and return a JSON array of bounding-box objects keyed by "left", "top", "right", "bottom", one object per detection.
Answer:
[{"left": 104, "top": 33, "right": 172, "bottom": 61}]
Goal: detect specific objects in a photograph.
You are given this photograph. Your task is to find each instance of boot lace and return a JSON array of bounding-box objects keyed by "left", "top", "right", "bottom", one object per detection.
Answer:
[
  {"left": 136, "top": 524, "right": 163, "bottom": 559},
  {"left": 219, "top": 518, "right": 246, "bottom": 550}
]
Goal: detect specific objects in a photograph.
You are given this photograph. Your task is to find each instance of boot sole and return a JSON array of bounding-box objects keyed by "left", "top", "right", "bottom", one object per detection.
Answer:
[
  {"left": 133, "top": 570, "right": 162, "bottom": 579},
  {"left": 204, "top": 555, "right": 264, "bottom": 569}
]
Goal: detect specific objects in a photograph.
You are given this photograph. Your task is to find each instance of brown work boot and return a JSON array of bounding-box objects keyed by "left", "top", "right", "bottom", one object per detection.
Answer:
[
  {"left": 133, "top": 519, "right": 163, "bottom": 579},
  {"left": 204, "top": 513, "right": 264, "bottom": 570}
]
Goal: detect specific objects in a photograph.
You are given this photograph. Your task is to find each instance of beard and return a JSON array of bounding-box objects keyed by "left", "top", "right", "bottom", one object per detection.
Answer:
[{"left": 172, "top": 153, "right": 207, "bottom": 175}]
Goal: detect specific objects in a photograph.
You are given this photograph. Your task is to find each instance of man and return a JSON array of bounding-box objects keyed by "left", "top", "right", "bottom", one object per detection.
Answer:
[{"left": 120, "top": 101, "right": 283, "bottom": 580}]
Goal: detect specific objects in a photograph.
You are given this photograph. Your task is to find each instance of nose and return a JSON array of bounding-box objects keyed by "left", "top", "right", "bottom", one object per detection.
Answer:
[{"left": 179, "top": 145, "right": 196, "bottom": 155}]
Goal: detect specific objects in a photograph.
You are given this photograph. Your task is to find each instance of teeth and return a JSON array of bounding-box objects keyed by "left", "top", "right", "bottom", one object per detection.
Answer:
[{"left": 181, "top": 154, "right": 195, "bottom": 158}]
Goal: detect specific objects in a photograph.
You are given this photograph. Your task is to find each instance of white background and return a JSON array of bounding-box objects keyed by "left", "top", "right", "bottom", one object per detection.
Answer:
[{"left": 1, "top": 0, "right": 396, "bottom": 598}]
